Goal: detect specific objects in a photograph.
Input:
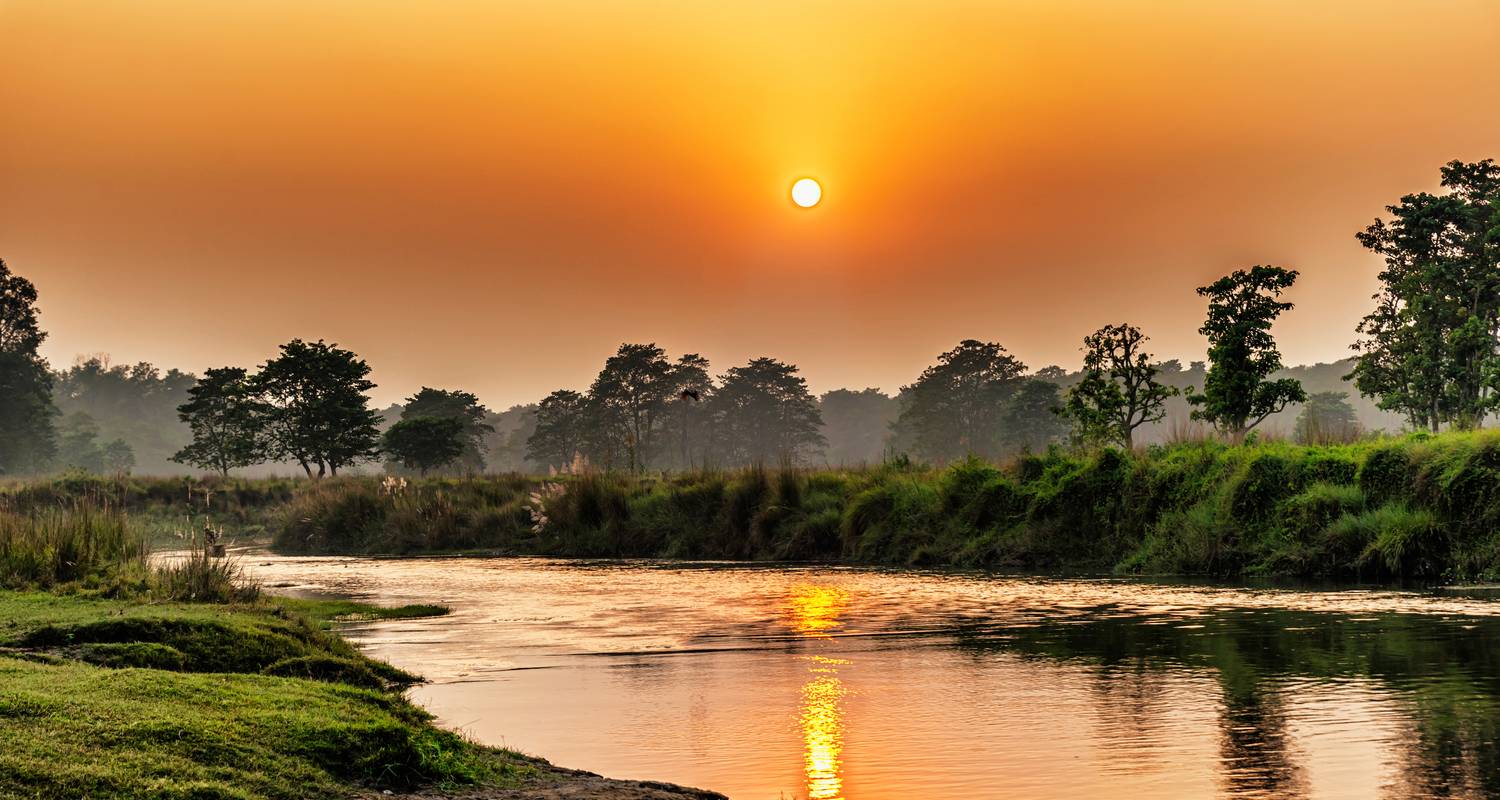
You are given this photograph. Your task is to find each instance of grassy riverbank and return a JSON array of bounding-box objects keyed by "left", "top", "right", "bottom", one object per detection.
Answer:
[
  {"left": 0, "top": 507, "right": 723, "bottom": 800},
  {"left": 261, "top": 430, "right": 1500, "bottom": 581}
]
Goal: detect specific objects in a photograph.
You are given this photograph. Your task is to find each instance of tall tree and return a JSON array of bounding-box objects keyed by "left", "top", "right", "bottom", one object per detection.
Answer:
[
  {"left": 0, "top": 259, "right": 57, "bottom": 473},
  {"left": 664, "top": 353, "right": 713, "bottom": 470},
  {"left": 383, "top": 416, "right": 466, "bottom": 476},
  {"left": 171, "top": 367, "right": 267, "bottom": 477},
  {"left": 255, "top": 339, "right": 382, "bottom": 478},
  {"left": 1063, "top": 323, "right": 1178, "bottom": 449},
  {"left": 526, "top": 390, "right": 589, "bottom": 470},
  {"left": 396, "top": 388, "right": 493, "bottom": 474},
  {"left": 587, "top": 343, "right": 676, "bottom": 471},
  {"left": 1349, "top": 159, "right": 1500, "bottom": 431},
  {"left": 1187, "top": 266, "right": 1306, "bottom": 437},
  {"left": 708, "top": 357, "right": 825, "bottom": 466},
  {"left": 893, "top": 339, "right": 1027, "bottom": 461}
]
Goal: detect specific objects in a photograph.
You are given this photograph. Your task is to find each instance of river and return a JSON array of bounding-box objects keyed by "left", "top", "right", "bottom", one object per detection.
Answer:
[{"left": 244, "top": 554, "right": 1500, "bottom": 799}]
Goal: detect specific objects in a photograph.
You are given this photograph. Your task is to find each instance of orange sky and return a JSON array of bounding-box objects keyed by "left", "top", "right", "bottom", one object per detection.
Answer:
[{"left": 3, "top": 0, "right": 1499, "bottom": 407}]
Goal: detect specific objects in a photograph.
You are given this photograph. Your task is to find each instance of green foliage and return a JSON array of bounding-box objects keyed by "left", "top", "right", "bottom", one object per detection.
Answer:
[
  {"left": 1350, "top": 159, "right": 1500, "bottom": 431},
  {"left": 0, "top": 259, "right": 58, "bottom": 475},
  {"left": 1187, "top": 265, "right": 1307, "bottom": 436},
  {"left": 392, "top": 388, "right": 494, "bottom": 474},
  {"left": 707, "top": 357, "right": 826, "bottom": 466},
  {"left": 892, "top": 339, "right": 1027, "bottom": 461},
  {"left": 0, "top": 506, "right": 145, "bottom": 589},
  {"left": 256, "top": 339, "right": 383, "bottom": 478},
  {"left": 172, "top": 366, "right": 266, "bottom": 477},
  {"left": 383, "top": 416, "right": 466, "bottom": 476},
  {"left": 525, "top": 389, "right": 588, "bottom": 471},
  {"left": 1063, "top": 323, "right": 1178, "bottom": 448}
]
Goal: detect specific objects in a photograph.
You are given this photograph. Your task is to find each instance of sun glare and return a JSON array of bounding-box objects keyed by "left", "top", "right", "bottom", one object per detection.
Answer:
[{"left": 791, "top": 178, "right": 822, "bottom": 208}]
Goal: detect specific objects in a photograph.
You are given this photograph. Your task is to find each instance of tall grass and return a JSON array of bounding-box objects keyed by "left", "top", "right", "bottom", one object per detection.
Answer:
[{"left": 0, "top": 505, "right": 146, "bottom": 588}]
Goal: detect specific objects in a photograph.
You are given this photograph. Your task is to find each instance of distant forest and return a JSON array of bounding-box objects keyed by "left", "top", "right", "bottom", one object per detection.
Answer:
[
  {"left": 0, "top": 349, "right": 1406, "bottom": 478},
  {"left": 0, "top": 157, "right": 1492, "bottom": 477}
]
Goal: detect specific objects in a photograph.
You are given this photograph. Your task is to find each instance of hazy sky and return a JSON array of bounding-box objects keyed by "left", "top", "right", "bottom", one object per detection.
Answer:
[{"left": 3, "top": 0, "right": 1499, "bottom": 407}]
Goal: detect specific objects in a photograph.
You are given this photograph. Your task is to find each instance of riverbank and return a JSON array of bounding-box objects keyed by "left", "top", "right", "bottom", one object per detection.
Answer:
[
  {"left": 265, "top": 430, "right": 1500, "bottom": 581},
  {"left": 0, "top": 589, "right": 724, "bottom": 799},
  {"left": 11, "top": 429, "right": 1500, "bottom": 581}
]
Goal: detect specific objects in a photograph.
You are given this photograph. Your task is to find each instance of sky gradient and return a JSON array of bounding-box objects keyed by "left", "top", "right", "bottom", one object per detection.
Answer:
[{"left": 3, "top": 0, "right": 1499, "bottom": 407}]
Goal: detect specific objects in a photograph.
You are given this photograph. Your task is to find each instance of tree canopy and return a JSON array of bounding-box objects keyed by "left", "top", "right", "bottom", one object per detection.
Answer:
[
  {"left": 893, "top": 339, "right": 1027, "bottom": 461},
  {"left": 1063, "top": 323, "right": 1178, "bottom": 449},
  {"left": 1187, "top": 266, "right": 1306, "bottom": 437},
  {"left": 1349, "top": 159, "right": 1500, "bottom": 431},
  {"left": 255, "top": 339, "right": 382, "bottom": 477},
  {"left": 0, "top": 260, "right": 58, "bottom": 474}
]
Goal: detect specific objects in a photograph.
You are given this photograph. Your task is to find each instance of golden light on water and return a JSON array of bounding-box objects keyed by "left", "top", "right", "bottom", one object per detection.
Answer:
[
  {"left": 786, "top": 584, "right": 851, "bottom": 637},
  {"left": 787, "top": 585, "right": 853, "bottom": 800},
  {"left": 800, "top": 659, "right": 849, "bottom": 800}
]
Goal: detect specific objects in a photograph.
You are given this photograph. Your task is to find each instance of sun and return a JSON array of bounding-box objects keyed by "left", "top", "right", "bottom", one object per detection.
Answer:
[{"left": 791, "top": 178, "right": 822, "bottom": 208}]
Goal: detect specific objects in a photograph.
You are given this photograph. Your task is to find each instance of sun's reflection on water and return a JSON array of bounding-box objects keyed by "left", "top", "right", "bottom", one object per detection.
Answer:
[{"left": 787, "top": 585, "right": 853, "bottom": 799}]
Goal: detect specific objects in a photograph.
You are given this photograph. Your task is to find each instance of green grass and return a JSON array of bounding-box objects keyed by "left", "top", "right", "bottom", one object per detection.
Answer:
[
  {"left": 0, "top": 591, "right": 531, "bottom": 800},
  {"left": 240, "top": 430, "right": 1500, "bottom": 581}
]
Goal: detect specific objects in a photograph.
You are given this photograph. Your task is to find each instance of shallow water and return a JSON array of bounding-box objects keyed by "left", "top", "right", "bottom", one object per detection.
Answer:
[{"left": 244, "top": 555, "right": 1500, "bottom": 799}]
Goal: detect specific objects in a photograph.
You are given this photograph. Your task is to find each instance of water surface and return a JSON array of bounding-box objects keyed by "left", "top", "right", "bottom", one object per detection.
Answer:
[{"left": 245, "top": 555, "right": 1500, "bottom": 799}]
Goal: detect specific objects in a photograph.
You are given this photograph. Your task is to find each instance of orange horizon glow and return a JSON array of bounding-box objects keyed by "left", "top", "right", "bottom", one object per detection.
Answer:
[{"left": 3, "top": 1, "right": 1499, "bottom": 407}]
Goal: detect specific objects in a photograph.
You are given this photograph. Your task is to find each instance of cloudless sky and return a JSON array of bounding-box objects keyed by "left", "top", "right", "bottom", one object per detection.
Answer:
[{"left": 3, "top": 0, "right": 1499, "bottom": 407}]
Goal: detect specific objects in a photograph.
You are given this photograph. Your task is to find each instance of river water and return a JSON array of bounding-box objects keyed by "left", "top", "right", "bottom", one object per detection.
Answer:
[{"left": 244, "top": 554, "right": 1500, "bottom": 799}]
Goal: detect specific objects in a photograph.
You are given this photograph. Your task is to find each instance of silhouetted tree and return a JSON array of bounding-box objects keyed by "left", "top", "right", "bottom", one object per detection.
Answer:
[
  {"left": 894, "top": 339, "right": 1026, "bottom": 461},
  {"left": 587, "top": 343, "right": 676, "bottom": 471},
  {"left": 171, "top": 367, "right": 267, "bottom": 477},
  {"left": 1188, "top": 267, "right": 1306, "bottom": 437},
  {"left": 383, "top": 416, "right": 465, "bottom": 476},
  {"left": 255, "top": 339, "right": 381, "bottom": 478},
  {"left": 54, "top": 411, "right": 132, "bottom": 473},
  {"left": 396, "top": 387, "right": 493, "bottom": 473},
  {"left": 526, "top": 389, "right": 589, "bottom": 469},
  {"left": 665, "top": 353, "right": 713, "bottom": 469},
  {"left": 1063, "top": 323, "right": 1178, "bottom": 449},
  {"left": 1349, "top": 159, "right": 1500, "bottom": 431},
  {"left": 0, "top": 259, "right": 57, "bottom": 473},
  {"left": 709, "top": 357, "right": 825, "bottom": 465}
]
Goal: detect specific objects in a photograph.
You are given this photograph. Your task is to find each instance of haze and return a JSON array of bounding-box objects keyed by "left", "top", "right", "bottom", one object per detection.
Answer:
[{"left": 3, "top": 0, "right": 1498, "bottom": 406}]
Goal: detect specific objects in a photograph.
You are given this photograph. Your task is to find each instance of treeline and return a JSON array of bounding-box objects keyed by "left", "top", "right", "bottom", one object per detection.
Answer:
[{"left": 0, "top": 158, "right": 1494, "bottom": 477}]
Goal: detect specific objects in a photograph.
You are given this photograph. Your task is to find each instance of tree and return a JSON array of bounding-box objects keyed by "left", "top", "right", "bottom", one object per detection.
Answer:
[
  {"left": 893, "top": 339, "right": 1027, "bottom": 461},
  {"left": 56, "top": 412, "right": 105, "bottom": 472},
  {"left": 1294, "top": 391, "right": 1361, "bottom": 445},
  {"left": 383, "top": 416, "right": 465, "bottom": 476},
  {"left": 708, "top": 357, "right": 825, "bottom": 466},
  {"left": 1187, "top": 266, "right": 1306, "bottom": 437},
  {"left": 1063, "top": 323, "right": 1178, "bottom": 449},
  {"left": 587, "top": 343, "right": 676, "bottom": 471},
  {"left": 255, "top": 339, "right": 382, "bottom": 478},
  {"left": 1000, "top": 379, "right": 1070, "bottom": 454},
  {"left": 662, "top": 353, "right": 713, "bottom": 470},
  {"left": 396, "top": 388, "right": 493, "bottom": 474},
  {"left": 819, "top": 388, "right": 899, "bottom": 465},
  {"left": 100, "top": 438, "right": 136, "bottom": 475},
  {"left": 0, "top": 259, "right": 57, "bottom": 474},
  {"left": 526, "top": 390, "right": 589, "bottom": 469},
  {"left": 171, "top": 367, "right": 266, "bottom": 476},
  {"left": 1349, "top": 159, "right": 1500, "bottom": 431}
]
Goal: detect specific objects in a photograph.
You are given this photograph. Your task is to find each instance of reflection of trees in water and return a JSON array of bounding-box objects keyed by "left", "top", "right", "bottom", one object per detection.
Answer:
[
  {"left": 1387, "top": 680, "right": 1500, "bottom": 799},
  {"left": 1215, "top": 670, "right": 1306, "bottom": 798},
  {"left": 951, "top": 607, "right": 1500, "bottom": 795}
]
